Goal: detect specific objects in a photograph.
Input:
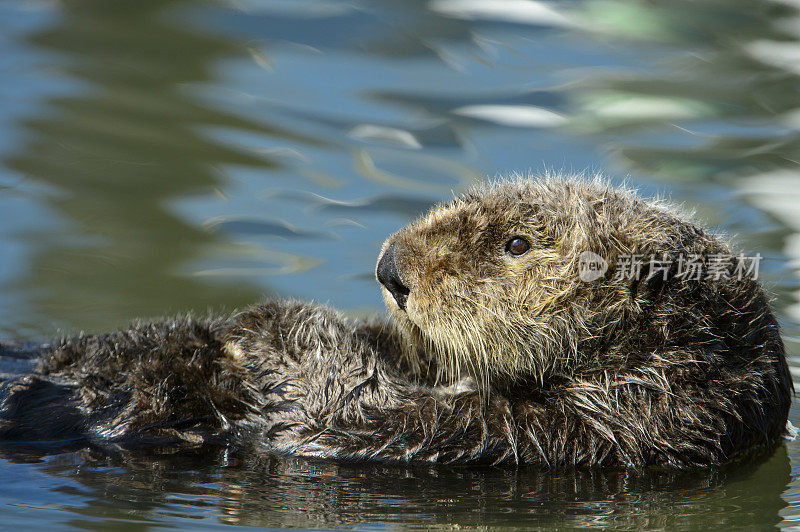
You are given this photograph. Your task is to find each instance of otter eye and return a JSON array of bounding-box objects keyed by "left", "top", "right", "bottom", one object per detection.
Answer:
[{"left": 505, "top": 237, "right": 530, "bottom": 256}]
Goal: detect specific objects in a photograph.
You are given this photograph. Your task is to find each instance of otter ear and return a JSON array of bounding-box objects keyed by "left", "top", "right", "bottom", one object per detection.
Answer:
[
  {"left": 630, "top": 252, "right": 681, "bottom": 300},
  {"left": 631, "top": 262, "right": 666, "bottom": 300}
]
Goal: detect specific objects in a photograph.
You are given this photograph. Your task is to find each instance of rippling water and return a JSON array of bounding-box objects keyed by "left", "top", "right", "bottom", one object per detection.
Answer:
[{"left": 1, "top": 0, "right": 799, "bottom": 528}]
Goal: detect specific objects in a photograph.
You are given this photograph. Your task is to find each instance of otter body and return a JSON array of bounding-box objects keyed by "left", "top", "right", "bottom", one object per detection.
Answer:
[{"left": 0, "top": 178, "right": 792, "bottom": 467}]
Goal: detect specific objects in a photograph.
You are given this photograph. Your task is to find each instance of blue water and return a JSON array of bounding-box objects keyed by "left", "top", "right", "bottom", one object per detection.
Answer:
[{"left": 1, "top": 0, "right": 799, "bottom": 528}]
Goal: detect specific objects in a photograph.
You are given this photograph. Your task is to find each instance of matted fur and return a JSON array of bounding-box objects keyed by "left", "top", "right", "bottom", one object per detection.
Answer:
[{"left": 0, "top": 176, "right": 792, "bottom": 467}]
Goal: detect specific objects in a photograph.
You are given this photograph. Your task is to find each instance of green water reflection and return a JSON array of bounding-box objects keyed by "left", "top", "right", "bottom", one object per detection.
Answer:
[
  {"left": 0, "top": 447, "right": 790, "bottom": 530},
  {"left": 4, "top": 0, "right": 296, "bottom": 333}
]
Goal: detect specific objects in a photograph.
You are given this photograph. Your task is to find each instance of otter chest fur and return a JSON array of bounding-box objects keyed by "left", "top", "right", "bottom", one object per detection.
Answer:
[{"left": 0, "top": 177, "right": 792, "bottom": 467}]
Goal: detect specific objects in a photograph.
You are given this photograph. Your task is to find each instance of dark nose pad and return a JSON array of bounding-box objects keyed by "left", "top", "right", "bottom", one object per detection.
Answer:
[{"left": 376, "top": 243, "right": 410, "bottom": 310}]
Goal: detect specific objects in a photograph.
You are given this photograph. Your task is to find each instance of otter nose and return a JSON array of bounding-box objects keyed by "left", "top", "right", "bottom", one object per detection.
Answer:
[{"left": 376, "top": 243, "right": 410, "bottom": 310}]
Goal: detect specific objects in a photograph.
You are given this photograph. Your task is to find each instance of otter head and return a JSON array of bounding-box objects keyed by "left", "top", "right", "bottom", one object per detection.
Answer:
[{"left": 376, "top": 177, "right": 699, "bottom": 386}]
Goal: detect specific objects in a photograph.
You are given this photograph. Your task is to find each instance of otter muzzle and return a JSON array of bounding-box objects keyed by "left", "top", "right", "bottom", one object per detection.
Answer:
[{"left": 376, "top": 243, "right": 410, "bottom": 310}]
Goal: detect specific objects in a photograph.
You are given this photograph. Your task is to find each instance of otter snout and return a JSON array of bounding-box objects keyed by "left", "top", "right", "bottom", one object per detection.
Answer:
[{"left": 376, "top": 243, "right": 410, "bottom": 310}]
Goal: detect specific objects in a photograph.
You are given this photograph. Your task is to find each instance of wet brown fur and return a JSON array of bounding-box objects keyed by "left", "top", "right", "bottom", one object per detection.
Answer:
[{"left": 0, "top": 176, "right": 792, "bottom": 467}]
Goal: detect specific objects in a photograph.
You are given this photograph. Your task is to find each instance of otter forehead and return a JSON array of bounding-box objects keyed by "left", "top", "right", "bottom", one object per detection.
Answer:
[
  {"left": 389, "top": 204, "right": 517, "bottom": 279},
  {"left": 392, "top": 179, "right": 606, "bottom": 255},
  {"left": 404, "top": 201, "right": 504, "bottom": 248}
]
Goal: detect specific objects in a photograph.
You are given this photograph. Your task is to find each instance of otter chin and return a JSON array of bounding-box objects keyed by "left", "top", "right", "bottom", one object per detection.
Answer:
[{"left": 0, "top": 176, "right": 792, "bottom": 468}]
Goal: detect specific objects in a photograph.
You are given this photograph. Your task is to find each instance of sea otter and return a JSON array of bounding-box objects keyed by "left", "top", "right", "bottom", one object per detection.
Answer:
[{"left": 0, "top": 177, "right": 792, "bottom": 467}]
